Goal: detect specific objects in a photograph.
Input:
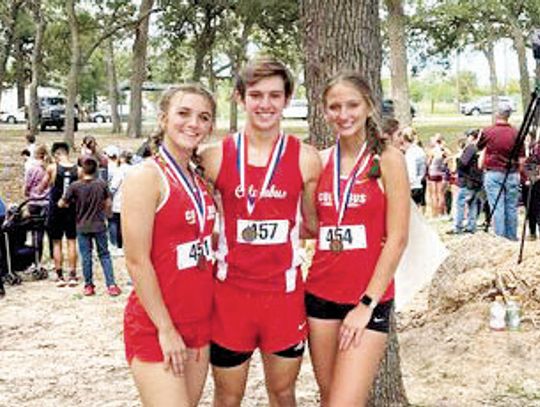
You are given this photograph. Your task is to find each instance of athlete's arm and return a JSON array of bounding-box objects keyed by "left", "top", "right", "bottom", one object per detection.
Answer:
[
  {"left": 299, "top": 143, "right": 323, "bottom": 238},
  {"left": 339, "top": 146, "right": 409, "bottom": 351},
  {"left": 198, "top": 141, "right": 223, "bottom": 183},
  {"left": 365, "top": 145, "right": 409, "bottom": 300},
  {"left": 122, "top": 162, "right": 187, "bottom": 376}
]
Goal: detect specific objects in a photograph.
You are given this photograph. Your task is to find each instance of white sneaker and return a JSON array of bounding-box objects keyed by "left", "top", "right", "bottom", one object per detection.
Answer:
[{"left": 112, "top": 248, "right": 124, "bottom": 257}]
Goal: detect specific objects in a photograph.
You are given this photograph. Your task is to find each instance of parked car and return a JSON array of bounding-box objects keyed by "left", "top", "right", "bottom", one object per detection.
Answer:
[
  {"left": 283, "top": 98, "right": 308, "bottom": 120},
  {"left": 382, "top": 99, "right": 416, "bottom": 118},
  {"left": 0, "top": 107, "right": 26, "bottom": 124},
  {"left": 460, "top": 96, "right": 516, "bottom": 116},
  {"left": 89, "top": 110, "right": 112, "bottom": 123},
  {"left": 39, "top": 96, "right": 79, "bottom": 131}
]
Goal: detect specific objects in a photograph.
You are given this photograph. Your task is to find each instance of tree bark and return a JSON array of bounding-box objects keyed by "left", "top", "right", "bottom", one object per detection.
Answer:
[
  {"left": 65, "top": 0, "right": 81, "bottom": 146},
  {"left": 14, "top": 36, "right": 25, "bottom": 108},
  {"left": 127, "top": 0, "right": 154, "bottom": 139},
  {"left": 509, "top": 22, "right": 530, "bottom": 109},
  {"left": 482, "top": 38, "right": 498, "bottom": 124},
  {"left": 0, "top": 0, "right": 24, "bottom": 108},
  {"left": 28, "top": 0, "right": 45, "bottom": 136},
  {"left": 385, "top": 0, "right": 412, "bottom": 126},
  {"left": 300, "top": 0, "right": 409, "bottom": 404},
  {"left": 300, "top": 0, "right": 383, "bottom": 148},
  {"left": 105, "top": 37, "right": 122, "bottom": 134}
]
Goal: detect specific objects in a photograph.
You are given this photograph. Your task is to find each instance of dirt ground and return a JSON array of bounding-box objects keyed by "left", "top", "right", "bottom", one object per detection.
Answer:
[{"left": 1, "top": 130, "right": 540, "bottom": 406}]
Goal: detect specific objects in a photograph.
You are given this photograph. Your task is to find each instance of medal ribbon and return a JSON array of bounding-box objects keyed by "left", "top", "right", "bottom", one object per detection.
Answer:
[
  {"left": 236, "top": 131, "right": 286, "bottom": 215},
  {"left": 159, "top": 145, "right": 206, "bottom": 235},
  {"left": 333, "top": 139, "right": 371, "bottom": 225}
]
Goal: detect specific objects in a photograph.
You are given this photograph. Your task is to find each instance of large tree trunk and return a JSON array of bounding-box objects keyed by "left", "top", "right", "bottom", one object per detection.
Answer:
[
  {"left": 300, "top": 1, "right": 409, "bottom": 404},
  {"left": 300, "top": 0, "right": 383, "bottom": 149},
  {"left": 65, "top": 0, "right": 81, "bottom": 146},
  {"left": 385, "top": 0, "right": 412, "bottom": 126},
  {"left": 14, "top": 36, "right": 25, "bottom": 108},
  {"left": 105, "top": 37, "right": 122, "bottom": 134},
  {"left": 0, "top": 0, "right": 24, "bottom": 108},
  {"left": 28, "top": 0, "right": 45, "bottom": 136},
  {"left": 482, "top": 38, "right": 498, "bottom": 124},
  {"left": 509, "top": 22, "right": 530, "bottom": 110},
  {"left": 127, "top": 0, "right": 154, "bottom": 139}
]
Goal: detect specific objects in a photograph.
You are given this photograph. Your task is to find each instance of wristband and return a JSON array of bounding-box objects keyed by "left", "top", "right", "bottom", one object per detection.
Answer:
[{"left": 360, "top": 294, "right": 378, "bottom": 310}]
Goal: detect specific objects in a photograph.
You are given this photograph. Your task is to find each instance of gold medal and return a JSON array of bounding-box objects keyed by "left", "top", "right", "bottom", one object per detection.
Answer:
[
  {"left": 242, "top": 226, "right": 257, "bottom": 242},
  {"left": 329, "top": 238, "right": 343, "bottom": 253}
]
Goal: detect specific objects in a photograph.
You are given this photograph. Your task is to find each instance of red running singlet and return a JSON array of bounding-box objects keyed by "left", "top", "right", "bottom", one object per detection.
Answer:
[
  {"left": 214, "top": 134, "right": 304, "bottom": 293},
  {"left": 124, "top": 157, "right": 216, "bottom": 360},
  {"left": 306, "top": 151, "right": 394, "bottom": 304}
]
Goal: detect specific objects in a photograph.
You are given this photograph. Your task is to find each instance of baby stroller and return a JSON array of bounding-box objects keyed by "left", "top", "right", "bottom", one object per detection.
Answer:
[{"left": 0, "top": 198, "right": 49, "bottom": 286}]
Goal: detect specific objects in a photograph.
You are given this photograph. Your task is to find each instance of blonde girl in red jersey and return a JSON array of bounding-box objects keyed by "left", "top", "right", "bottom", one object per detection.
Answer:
[
  {"left": 122, "top": 84, "right": 217, "bottom": 407},
  {"left": 305, "top": 71, "right": 410, "bottom": 406}
]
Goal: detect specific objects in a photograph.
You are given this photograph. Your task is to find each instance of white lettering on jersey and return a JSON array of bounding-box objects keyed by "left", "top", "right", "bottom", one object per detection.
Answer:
[{"left": 234, "top": 184, "right": 287, "bottom": 200}]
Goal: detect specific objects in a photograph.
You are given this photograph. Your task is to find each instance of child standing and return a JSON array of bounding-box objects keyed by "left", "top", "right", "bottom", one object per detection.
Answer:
[{"left": 59, "top": 157, "right": 121, "bottom": 296}]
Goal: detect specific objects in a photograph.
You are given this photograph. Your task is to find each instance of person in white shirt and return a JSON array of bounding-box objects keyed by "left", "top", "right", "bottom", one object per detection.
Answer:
[{"left": 401, "top": 127, "right": 427, "bottom": 207}]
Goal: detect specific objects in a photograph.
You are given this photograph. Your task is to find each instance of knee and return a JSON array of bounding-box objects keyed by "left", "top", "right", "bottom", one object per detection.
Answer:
[
  {"left": 267, "top": 384, "right": 296, "bottom": 405},
  {"left": 213, "top": 385, "right": 244, "bottom": 407}
]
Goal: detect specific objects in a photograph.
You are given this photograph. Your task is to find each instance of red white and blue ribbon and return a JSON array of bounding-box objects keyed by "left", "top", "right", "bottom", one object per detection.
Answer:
[
  {"left": 159, "top": 145, "right": 206, "bottom": 235},
  {"left": 333, "top": 138, "right": 370, "bottom": 225},
  {"left": 236, "top": 131, "right": 286, "bottom": 215}
]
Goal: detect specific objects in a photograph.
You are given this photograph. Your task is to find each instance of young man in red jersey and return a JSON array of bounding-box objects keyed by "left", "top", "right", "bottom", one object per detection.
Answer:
[{"left": 200, "top": 56, "right": 321, "bottom": 406}]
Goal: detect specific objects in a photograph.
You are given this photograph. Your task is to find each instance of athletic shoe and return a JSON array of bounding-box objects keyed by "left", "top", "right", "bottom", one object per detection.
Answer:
[
  {"left": 107, "top": 285, "right": 122, "bottom": 297},
  {"left": 56, "top": 272, "right": 67, "bottom": 288},
  {"left": 83, "top": 284, "right": 95, "bottom": 296},
  {"left": 67, "top": 272, "right": 79, "bottom": 287}
]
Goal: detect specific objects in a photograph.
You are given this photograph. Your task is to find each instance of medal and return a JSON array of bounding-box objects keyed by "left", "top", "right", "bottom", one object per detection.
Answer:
[
  {"left": 325, "top": 139, "right": 371, "bottom": 253},
  {"left": 241, "top": 225, "right": 257, "bottom": 242},
  {"left": 197, "top": 256, "right": 207, "bottom": 271},
  {"left": 329, "top": 238, "right": 344, "bottom": 253}
]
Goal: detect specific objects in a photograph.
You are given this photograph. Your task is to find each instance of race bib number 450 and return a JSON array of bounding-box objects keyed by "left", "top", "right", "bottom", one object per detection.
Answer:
[
  {"left": 236, "top": 219, "right": 289, "bottom": 245},
  {"left": 176, "top": 235, "right": 213, "bottom": 270},
  {"left": 319, "top": 225, "right": 367, "bottom": 251}
]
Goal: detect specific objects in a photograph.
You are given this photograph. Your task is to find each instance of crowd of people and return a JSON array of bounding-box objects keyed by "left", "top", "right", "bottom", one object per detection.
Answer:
[
  {"left": 2, "top": 133, "right": 134, "bottom": 297},
  {"left": 1, "top": 54, "right": 539, "bottom": 406},
  {"left": 383, "top": 105, "right": 540, "bottom": 242}
]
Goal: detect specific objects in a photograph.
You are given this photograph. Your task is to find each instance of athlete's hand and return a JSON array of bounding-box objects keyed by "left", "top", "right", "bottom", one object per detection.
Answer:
[
  {"left": 339, "top": 305, "right": 372, "bottom": 351},
  {"left": 158, "top": 325, "right": 188, "bottom": 377}
]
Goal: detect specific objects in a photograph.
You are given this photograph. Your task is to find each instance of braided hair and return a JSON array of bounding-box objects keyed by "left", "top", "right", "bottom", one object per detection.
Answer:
[{"left": 322, "top": 71, "right": 386, "bottom": 178}]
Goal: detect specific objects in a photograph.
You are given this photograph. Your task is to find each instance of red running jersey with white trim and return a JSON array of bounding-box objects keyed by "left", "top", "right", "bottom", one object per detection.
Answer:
[
  {"left": 215, "top": 134, "right": 303, "bottom": 293},
  {"left": 124, "top": 157, "right": 216, "bottom": 326},
  {"left": 306, "top": 152, "right": 394, "bottom": 304}
]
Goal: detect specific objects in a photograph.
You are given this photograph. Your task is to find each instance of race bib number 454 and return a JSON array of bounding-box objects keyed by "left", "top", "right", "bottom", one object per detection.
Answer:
[
  {"left": 236, "top": 219, "right": 289, "bottom": 245},
  {"left": 176, "top": 235, "right": 213, "bottom": 270},
  {"left": 319, "top": 225, "right": 367, "bottom": 251}
]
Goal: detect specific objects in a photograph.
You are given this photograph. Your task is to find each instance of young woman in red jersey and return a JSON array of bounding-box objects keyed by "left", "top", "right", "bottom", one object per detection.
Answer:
[
  {"left": 122, "top": 84, "right": 217, "bottom": 407},
  {"left": 305, "top": 71, "right": 410, "bottom": 406}
]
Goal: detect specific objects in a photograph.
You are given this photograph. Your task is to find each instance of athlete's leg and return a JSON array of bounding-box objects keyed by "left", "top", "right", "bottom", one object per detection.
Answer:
[
  {"left": 261, "top": 352, "right": 302, "bottom": 407},
  {"left": 130, "top": 357, "right": 190, "bottom": 407},
  {"left": 212, "top": 358, "right": 251, "bottom": 407},
  {"left": 327, "top": 330, "right": 387, "bottom": 407},
  {"left": 307, "top": 317, "right": 340, "bottom": 406},
  {"left": 184, "top": 345, "right": 210, "bottom": 405}
]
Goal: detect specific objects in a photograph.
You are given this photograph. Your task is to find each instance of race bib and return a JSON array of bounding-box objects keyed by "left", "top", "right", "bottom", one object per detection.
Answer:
[
  {"left": 176, "top": 235, "right": 213, "bottom": 270},
  {"left": 236, "top": 219, "right": 289, "bottom": 245},
  {"left": 318, "top": 225, "right": 367, "bottom": 251}
]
